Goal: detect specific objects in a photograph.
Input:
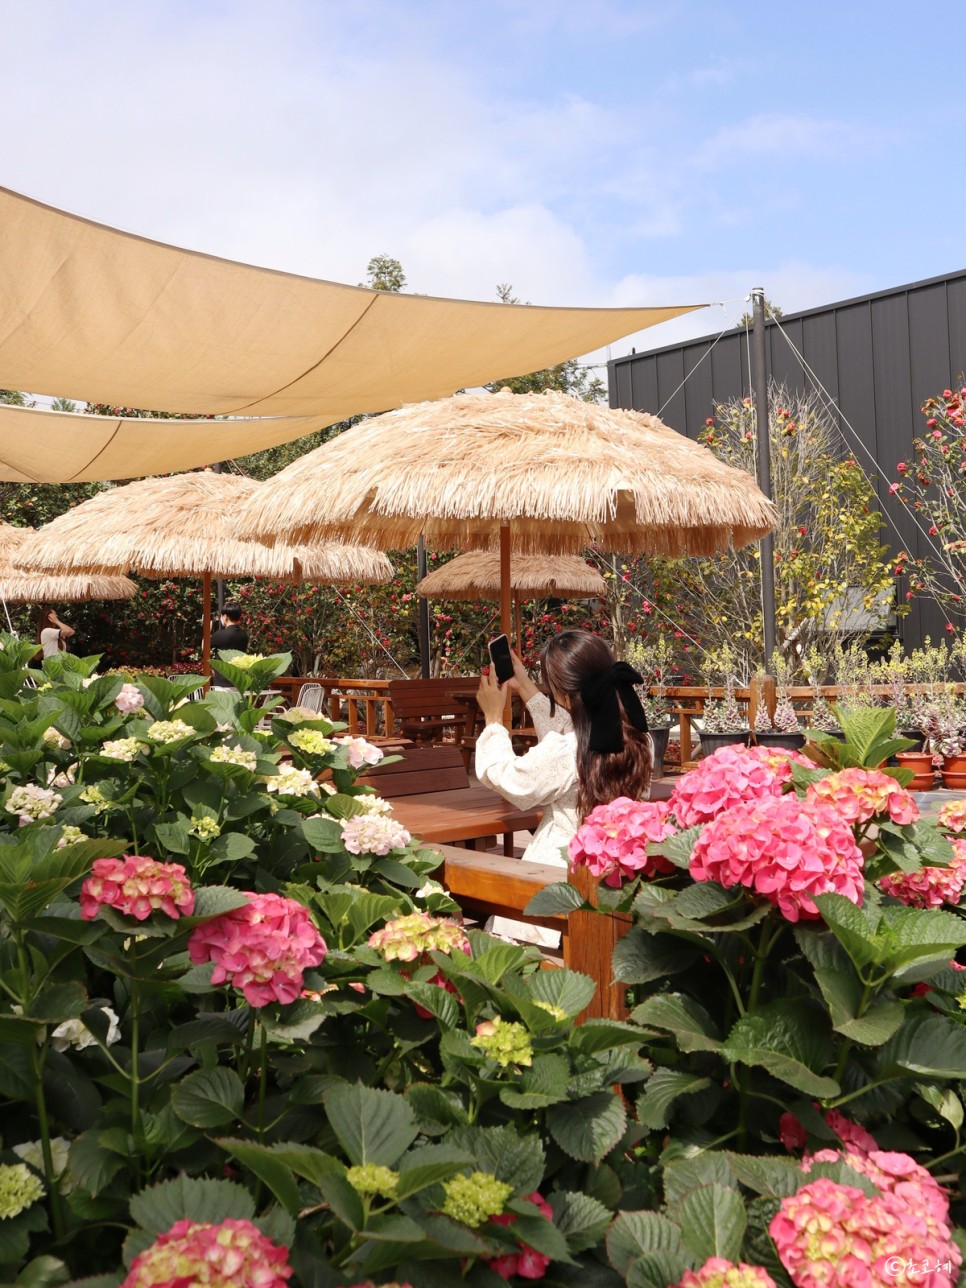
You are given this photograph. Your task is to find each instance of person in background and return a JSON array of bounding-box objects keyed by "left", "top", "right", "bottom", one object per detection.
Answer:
[
  {"left": 474, "top": 629, "right": 653, "bottom": 869},
  {"left": 37, "top": 605, "right": 75, "bottom": 659},
  {"left": 209, "top": 602, "right": 249, "bottom": 689}
]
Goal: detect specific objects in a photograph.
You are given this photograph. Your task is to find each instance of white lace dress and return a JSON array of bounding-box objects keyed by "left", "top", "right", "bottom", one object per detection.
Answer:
[{"left": 474, "top": 692, "right": 577, "bottom": 869}]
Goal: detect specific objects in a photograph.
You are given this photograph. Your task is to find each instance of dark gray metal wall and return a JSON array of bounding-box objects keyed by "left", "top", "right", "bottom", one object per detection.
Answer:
[{"left": 608, "top": 270, "right": 966, "bottom": 650}]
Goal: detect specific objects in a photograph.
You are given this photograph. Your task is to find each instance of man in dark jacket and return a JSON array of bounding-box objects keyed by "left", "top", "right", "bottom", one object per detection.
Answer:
[{"left": 209, "top": 603, "right": 249, "bottom": 688}]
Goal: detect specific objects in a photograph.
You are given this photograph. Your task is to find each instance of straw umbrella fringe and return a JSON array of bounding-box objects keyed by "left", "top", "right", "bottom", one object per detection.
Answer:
[
  {"left": 416, "top": 550, "right": 607, "bottom": 655},
  {"left": 14, "top": 473, "right": 394, "bottom": 673},
  {"left": 230, "top": 390, "right": 778, "bottom": 560},
  {"left": 415, "top": 551, "right": 607, "bottom": 602},
  {"left": 0, "top": 572, "right": 136, "bottom": 602}
]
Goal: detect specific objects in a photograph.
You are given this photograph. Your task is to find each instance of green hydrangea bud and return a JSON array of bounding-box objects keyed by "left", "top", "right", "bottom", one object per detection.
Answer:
[
  {"left": 441, "top": 1171, "right": 513, "bottom": 1228},
  {"left": 470, "top": 1016, "right": 533, "bottom": 1068},
  {"left": 346, "top": 1163, "right": 400, "bottom": 1199}
]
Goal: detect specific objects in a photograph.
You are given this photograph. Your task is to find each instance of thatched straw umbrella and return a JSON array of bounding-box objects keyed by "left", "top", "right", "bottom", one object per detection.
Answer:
[
  {"left": 14, "top": 474, "right": 394, "bottom": 673},
  {"left": 0, "top": 520, "right": 136, "bottom": 630},
  {"left": 231, "top": 388, "right": 777, "bottom": 643},
  {"left": 416, "top": 551, "right": 606, "bottom": 647}
]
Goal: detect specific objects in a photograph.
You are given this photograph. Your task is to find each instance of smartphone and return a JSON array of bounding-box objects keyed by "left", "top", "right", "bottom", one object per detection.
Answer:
[{"left": 487, "top": 634, "right": 514, "bottom": 685}]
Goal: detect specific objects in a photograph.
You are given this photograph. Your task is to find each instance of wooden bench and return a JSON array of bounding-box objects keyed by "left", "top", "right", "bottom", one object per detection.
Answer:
[
  {"left": 387, "top": 678, "right": 480, "bottom": 748},
  {"left": 435, "top": 842, "right": 631, "bottom": 1021},
  {"left": 359, "top": 745, "right": 542, "bottom": 855}
]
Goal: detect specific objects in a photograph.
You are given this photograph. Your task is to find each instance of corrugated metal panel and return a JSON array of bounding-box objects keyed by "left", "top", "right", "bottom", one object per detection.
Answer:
[{"left": 607, "top": 269, "right": 966, "bottom": 650}]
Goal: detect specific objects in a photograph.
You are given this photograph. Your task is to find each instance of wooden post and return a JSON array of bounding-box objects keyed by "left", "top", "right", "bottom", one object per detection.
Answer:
[
  {"left": 749, "top": 673, "right": 776, "bottom": 730},
  {"left": 500, "top": 524, "right": 512, "bottom": 730},
  {"left": 566, "top": 863, "right": 630, "bottom": 1021},
  {"left": 202, "top": 572, "right": 212, "bottom": 678}
]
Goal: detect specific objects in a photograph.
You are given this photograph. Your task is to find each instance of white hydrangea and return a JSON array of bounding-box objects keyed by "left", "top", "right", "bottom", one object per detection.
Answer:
[
  {"left": 146, "top": 719, "right": 194, "bottom": 744},
  {"left": 42, "top": 726, "right": 70, "bottom": 750},
  {"left": 6, "top": 784, "right": 62, "bottom": 822},
  {"left": 339, "top": 813, "right": 411, "bottom": 856},
  {"left": 209, "top": 744, "right": 258, "bottom": 771},
  {"left": 50, "top": 1006, "right": 121, "bottom": 1053},
  {"left": 289, "top": 728, "right": 336, "bottom": 756},
  {"left": 263, "top": 765, "right": 321, "bottom": 798},
  {"left": 56, "top": 824, "right": 86, "bottom": 849},
  {"left": 100, "top": 737, "right": 145, "bottom": 762},
  {"left": 352, "top": 794, "right": 394, "bottom": 817},
  {"left": 114, "top": 682, "right": 144, "bottom": 714},
  {"left": 335, "top": 736, "right": 384, "bottom": 769}
]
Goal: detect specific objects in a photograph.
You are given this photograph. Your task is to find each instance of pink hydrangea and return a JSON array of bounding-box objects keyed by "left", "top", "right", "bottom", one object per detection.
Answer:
[
  {"left": 122, "top": 1217, "right": 292, "bottom": 1288},
  {"left": 770, "top": 1174, "right": 960, "bottom": 1288},
  {"left": 114, "top": 682, "right": 144, "bottom": 714},
  {"left": 369, "top": 912, "right": 469, "bottom": 962},
  {"left": 568, "top": 796, "right": 676, "bottom": 887},
  {"left": 188, "top": 892, "right": 327, "bottom": 1006},
  {"left": 673, "top": 1258, "right": 776, "bottom": 1288},
  {"left": 779, "top": 1112, "right": 808, "bottom": 1152},
  {"left": 80, "top": 856, "right": 195, "bottom": 921},
  {"left": 806, "top": 767, "right": 919, "bottom": 828},
  {"left": 824, "top": 1109, "right": 879, "bottom": 1154},
  {"left": 489, "top": 1191, "right": 554, "bottom": 1280},
  {"left": 340, "top": 813, "right": 412, "bottom": 856},
  {"left": 669, "top": 745, "right": 810, "bottom": 828},
  {"left": 805, "top": 1145, "right": 956, "bottom": 1254},
  {"left": 937, "top": 799, "right": 966, "bottom": 833},
  {"left": 335, "top": 736, "right": 384, "bottom": 769},
  {"left": 689, "top": 794, "right": 864, "bottom": 922},
  {"left": 880, "top": 837, "right": 966, "bottom": 908}
]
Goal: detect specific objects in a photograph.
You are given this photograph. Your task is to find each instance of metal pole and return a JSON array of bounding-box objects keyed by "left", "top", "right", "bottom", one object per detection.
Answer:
[
  {"left": 752, "top": 288, "right": 777, "bottom": 667},
  {"left": 416, "top": 536, "right": 431, "bottom": 678}
]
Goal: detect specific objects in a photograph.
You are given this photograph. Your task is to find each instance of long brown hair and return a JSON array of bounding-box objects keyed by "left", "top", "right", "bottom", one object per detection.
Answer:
[
  {"left": 36, "top": 606, "right": 59, "bottom": 645},
  {"left": 540, "top": 630, "right": 652, "bottom": 820}
]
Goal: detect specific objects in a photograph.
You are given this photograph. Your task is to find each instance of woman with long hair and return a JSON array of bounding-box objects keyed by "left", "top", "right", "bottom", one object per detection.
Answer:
[
  {"left": 37, "top": 605, "right": 75, "bottom": 658},
  {"left": 475, "top": 629, "right": 653, "bottom": 869}
]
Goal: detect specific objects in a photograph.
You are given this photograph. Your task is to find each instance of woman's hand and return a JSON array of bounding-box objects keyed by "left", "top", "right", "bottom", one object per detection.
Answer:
[
  {"left": 509, "top": 649, "right": 538, "bottom": 703},
  {"left": 476, "top": 665, "right": 509, "bottom": 725}
]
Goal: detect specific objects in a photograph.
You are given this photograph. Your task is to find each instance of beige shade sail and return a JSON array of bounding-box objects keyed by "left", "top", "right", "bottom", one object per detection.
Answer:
[
  {"left": 232, "top": 388, "right": 778, "bottom": 560},
  {"left": 0, "top": 187, "right": 700, "bottom": 438},
  {"left": 416, "top": 551, "right": 606, "bottom": 601},
  {"left": 13, "top": 472, "right": 394, "bottom": 672},
  {"left": 0, "top": 404, "right": 338, "bottom": 484}
]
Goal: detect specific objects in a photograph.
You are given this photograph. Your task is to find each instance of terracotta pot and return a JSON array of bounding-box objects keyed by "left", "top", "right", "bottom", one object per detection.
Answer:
[
  {"left": 910, "top": 772, "right": 937, "bottom": 791},
  {"left": 895, "top": 751, "right": 934, "bottom": 774},
  {"left": 943, "top": 752, "right": 966, "bottom": 775},
  {"left": 941, "top": 771, "right": 966, "bottom": 791}
]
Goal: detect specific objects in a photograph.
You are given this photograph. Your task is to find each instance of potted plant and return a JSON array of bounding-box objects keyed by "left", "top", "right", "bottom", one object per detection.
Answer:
[
  {"left": 627, "top": 634, "right": 673, "bottom": 774},
  {"left": 698, "top": 644, "right": 750, "bottom": 755},
  {"left": 803, "top": 644, "right": 840, "bottom": 735},
  {"left": 753, "top": 650, "right": 806, "bottom": 750},
  {"left": 922, "top": 686, "right": 966, "bottom": 786}
]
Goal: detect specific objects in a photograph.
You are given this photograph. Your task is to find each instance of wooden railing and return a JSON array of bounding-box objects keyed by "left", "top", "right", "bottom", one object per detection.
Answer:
[{"left": 268, "top": 675, "right": 964, "bottom": 760}]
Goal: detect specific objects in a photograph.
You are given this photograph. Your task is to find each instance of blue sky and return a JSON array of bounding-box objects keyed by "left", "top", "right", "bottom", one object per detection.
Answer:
[{"left": 3, "top": 0, "right": 964, "bottom": 366}]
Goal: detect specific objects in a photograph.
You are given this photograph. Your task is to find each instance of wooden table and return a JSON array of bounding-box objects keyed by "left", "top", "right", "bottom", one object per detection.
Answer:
[{"left": 389, "top": 785, "right": 541, "bottom": 855}]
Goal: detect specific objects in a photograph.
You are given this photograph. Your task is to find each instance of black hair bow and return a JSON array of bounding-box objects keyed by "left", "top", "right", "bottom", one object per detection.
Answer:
[{"left": 580, "top": 661, "right": 649, "bottom": 753}]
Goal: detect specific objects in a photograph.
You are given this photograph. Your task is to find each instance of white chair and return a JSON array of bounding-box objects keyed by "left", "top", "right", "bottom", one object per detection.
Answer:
[{"left": 294, "top": 682, "right": 326, "bottom": 714}]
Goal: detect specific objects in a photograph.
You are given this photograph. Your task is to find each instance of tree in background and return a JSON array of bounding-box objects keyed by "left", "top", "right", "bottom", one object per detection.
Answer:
[
  {"left": 629, "top": 383, "right": 897, "bottom": 681},
  {"left": 890, "top": 383, "right": 966, "bottom": 632}
]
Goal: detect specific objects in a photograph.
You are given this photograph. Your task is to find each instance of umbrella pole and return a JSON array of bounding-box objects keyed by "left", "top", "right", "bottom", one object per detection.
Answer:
[
  {"left": 202, "top": 572, "right": 212, "bottom": 679},
  {"left": 500, "top": 524, "right": 512, "bottom": 730}
]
